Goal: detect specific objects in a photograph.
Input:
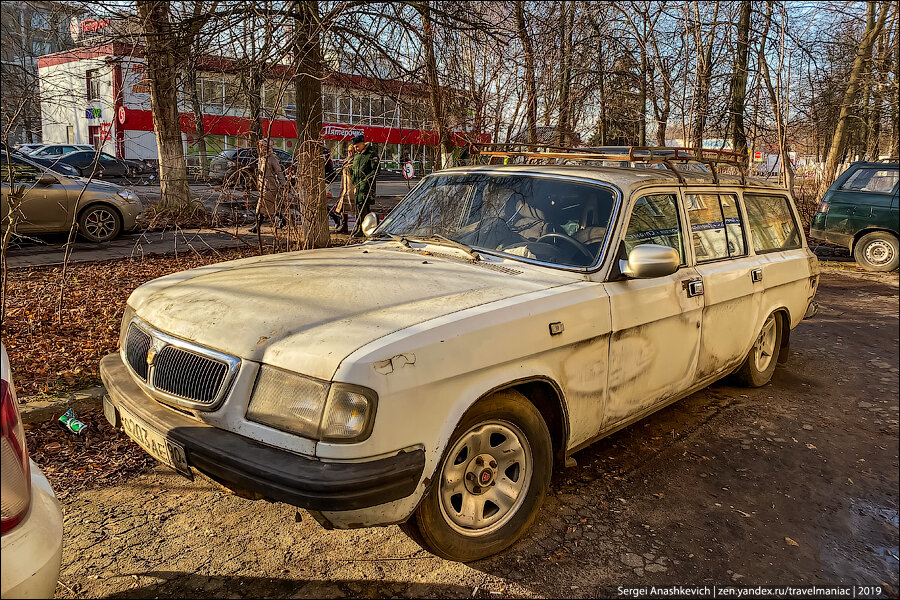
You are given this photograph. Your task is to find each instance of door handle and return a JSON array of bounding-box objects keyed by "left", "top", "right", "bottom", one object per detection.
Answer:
[
  {"left": 684, "top": 278, "right": 704, "bottom": 297},
  {"left": 751, "top": 268, "right": 763, "bottom": 283}
]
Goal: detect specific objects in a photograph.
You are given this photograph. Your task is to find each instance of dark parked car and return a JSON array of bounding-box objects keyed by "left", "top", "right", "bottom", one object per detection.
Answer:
[
  {"left": 209, "top": 147, "right": 337, "bottom": 187},
  {"left": 810, "top": 161, "right": 899, "bottom": 271},
  {"left": 57, "top": 151, "right": 154, "bottom": 180},
  {"left": 12, "top": 152, "right": 80, "bottom": 177}
]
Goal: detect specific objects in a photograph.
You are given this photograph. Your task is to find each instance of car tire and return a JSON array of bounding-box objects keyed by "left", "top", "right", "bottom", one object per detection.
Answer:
[
  {"left": 78, "top": 204, "right": 122, "bottom": 243},
  {"left": 733, "top": 312, "right": 783, "bottom": 387},
  {"left": 402, "top": 390, "right": 552, "bottom": 562},
  {"left": 853, "top": 231, "right": 899, "bottom": 272}
]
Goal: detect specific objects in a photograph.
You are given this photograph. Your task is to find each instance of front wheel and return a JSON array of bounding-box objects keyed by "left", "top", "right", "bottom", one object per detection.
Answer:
[
  {"left": 402, "top": 390, "right": 552, "bottom": 562},
  {"left": 78, "top": 205, "right": 122, "bottom": 243},
  {"left": 733, "top": 312, "right": 783, "bottom": 387},
  {"left": 853, "top": 231, "right": 899, "bottom": 272}
]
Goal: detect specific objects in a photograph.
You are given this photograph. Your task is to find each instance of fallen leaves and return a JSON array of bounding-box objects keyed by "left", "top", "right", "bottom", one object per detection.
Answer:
[
  {"left": 785, "top": 537, "right": 800, "bottom": 547},
  {"left": 23, "top": 409, "right": 158, "bottom": 498},
  {"left": 3, "top": 249, "right": 255, "bottom": 398}
]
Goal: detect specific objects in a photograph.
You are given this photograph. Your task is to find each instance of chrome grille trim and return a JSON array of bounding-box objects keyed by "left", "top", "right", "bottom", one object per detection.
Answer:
[
  {"left": 152, "top": 346, "right": 229, "bottom": 405},
  {"left": 122, "top": 317, "right": 241, "bottom": 411},
  {"left": 124, "top": 323, "right": 151, "bottom": 381}
]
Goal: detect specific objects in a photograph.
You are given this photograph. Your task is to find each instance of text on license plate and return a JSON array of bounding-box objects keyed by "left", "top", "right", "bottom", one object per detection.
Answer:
[{"left": 120, "top": 408, "right": 192, "bottom": 479}]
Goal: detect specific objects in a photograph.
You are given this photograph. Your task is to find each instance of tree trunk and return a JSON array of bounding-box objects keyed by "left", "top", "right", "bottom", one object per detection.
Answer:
[
  {"left": 137, "top": 0, "right": 192, "bottom": 207},
  {"left": 758, "top": 1, "right": 794, "bottom": 190},
  {"left": 556, "top": 1, "right": 574, "bottom": 146},
  {"left": 293, "top": 0, "right": 329, "bottom": 249},
  {"left": 820, "top": 0, "right": 890, "bottom": 195},
  {"left": 185, "top": 51, "right": 208, "bottom": 181},
  {"left": 689, "top": 2, "right": 719, "bottom": 151},
  {"left": 418, "top": 2, "right": 452, "bottom": 167},
  {"left": 515, "top": 0, "right": 538, "bottom": 146},
  {"left": 729, "top": 0, "right": 751, "bottom": 154}
]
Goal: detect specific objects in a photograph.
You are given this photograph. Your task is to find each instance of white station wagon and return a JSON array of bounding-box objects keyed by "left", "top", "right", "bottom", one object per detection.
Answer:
[{"left": 101, "top": 149, "right": 820, "bottom": 561}]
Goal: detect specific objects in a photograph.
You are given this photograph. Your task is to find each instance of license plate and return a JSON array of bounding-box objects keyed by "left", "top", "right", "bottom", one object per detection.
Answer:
[{"left": 120, "top": 407, "right": 192, "bottom": 479}]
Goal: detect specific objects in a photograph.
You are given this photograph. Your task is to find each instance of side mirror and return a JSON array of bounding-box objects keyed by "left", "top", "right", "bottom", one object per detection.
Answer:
[
  {"left": 620, "top": 244, "right": 680, "bottom": 279},
  {"left": 38, "top": 174, "right": 58, "bottom": 185},
  {"left": 361, "top": 212, "right": 378, "bottom": 237}
]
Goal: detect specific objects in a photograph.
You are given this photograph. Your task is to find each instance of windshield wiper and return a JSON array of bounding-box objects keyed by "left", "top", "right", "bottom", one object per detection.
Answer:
[
  {"left": 379, "top": 233, "right": 410, "bottom": 247},
  {"left": 425, "top": 234, "right": 481, "bottom": 261}
]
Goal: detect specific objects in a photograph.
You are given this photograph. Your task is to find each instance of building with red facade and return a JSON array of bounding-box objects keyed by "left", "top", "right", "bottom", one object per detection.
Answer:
[{"left": 37, "top": 42, "right": 488, "bottom": 168}]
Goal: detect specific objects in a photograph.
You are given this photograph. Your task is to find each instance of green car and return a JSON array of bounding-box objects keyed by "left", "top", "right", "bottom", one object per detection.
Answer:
[{"left": 810, "top": 161, "right": 899, "bottom": 271}]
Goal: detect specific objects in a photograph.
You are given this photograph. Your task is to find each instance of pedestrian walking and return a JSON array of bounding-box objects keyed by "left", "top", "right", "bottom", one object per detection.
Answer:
[
  {"left": 250, "top": 139, "right": 286, "bottom": 233},
  {"left": 329, "top": 144, "right": 356, "bottom": 234},
  {"left": 349, "top": 133, "right": 379, "bottom": 237}
]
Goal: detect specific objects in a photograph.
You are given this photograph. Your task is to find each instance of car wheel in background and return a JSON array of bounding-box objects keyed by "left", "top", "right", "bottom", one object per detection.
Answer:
[
  {"left": 402, "top": 390, "right": 552, "bottom": 562},
  {"left": 78, "top": 204, "right": 122, "bottom": 243},
  {"left": 733, "top": 312, "right": 784, "bottom": 387},
  {"left": 853, "top": 231, "right": 899, "bottom": 272}
]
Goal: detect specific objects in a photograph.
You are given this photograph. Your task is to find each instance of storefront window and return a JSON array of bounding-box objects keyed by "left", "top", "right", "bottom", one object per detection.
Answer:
[
  {"left": 224, "top": 78, "right": 244, "bottom": 113},
  {"left": 338, "top": 95, "right": 351, "bottom": 123}
]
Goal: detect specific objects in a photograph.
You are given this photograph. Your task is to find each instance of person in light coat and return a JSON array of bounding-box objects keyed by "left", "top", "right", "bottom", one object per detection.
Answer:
[
  {"left": 329, "top": 144, "right": 356, "bottom": 234},
  {"left": 251, "top": 139, "right": 286, "bottom": 233}
]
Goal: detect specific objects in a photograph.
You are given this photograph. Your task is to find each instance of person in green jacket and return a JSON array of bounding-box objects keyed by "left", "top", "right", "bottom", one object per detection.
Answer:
[{"left": 349, "top": 133, "right": 379, "bottom": 237}]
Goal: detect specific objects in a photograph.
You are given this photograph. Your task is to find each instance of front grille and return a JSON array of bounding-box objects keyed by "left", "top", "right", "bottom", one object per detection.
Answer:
[
  {"left": 124, "top": 324, "right": 151, "bottom": 381},
  {"left": 152, "top": 346, "right": 230, "bottom": 405}
]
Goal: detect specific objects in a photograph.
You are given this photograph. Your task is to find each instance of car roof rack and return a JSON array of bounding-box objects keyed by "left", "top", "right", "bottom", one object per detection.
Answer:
[{"left": 472, "top": 144, "right": 750, "bottom": 185}]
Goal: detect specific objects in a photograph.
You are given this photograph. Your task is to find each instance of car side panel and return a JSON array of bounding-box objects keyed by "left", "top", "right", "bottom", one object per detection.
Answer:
[
  {"left": 324, "top": 282, "right": 611, "bottom": 458},
  {"left": 316, "top": 282, "right": 612, "bottom": 528},
  {"left": 755, "top": 248, "right": 819, "bottom": 331},
  {"left": 693, "top": 255, "right": 765, "bottom": 378}
]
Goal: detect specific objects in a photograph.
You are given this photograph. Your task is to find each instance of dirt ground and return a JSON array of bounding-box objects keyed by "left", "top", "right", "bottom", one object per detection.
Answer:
[{"left": 49, "top": 263, "right": 898, "bottom": 599}]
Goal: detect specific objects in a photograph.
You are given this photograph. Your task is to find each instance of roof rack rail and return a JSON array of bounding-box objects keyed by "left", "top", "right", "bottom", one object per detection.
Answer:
[{"left": 472, "top": 144, "right": 749, "bottom": 185}]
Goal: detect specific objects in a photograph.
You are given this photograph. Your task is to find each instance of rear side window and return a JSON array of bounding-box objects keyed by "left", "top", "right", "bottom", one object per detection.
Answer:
[
  {"left": 624, "top": 193, "right": 685, "bottom": 264},
  {"left": 840, "top": 167, "right": 898, "bottom": 193},
  {"left": 743, "top": 194, "right": 802, "bottom": 253},
  {"left": 685, "top": 194, "right": 747, "bottom": 262}
]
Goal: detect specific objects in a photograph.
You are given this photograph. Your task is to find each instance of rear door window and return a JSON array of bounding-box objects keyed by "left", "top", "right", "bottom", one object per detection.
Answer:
[
  {"left": 685, "top": 194, "right": 747, "bottom": 262},
  {"left": 840, "top": 167, "right": 899, "bottom": 193},
  {"left": 623, "top": 193, "right": 685, "bottom": 264},
  {"left": 743, "top": 194, "right": 802, "bottom": 253}
]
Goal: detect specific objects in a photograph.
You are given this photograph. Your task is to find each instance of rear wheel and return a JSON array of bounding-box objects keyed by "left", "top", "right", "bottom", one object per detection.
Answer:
[
  {"left": 853, "top": 231, "right": 899, "bottom": 272},
  {"left": 78, "top": 205, "right": 122, "bottom": 243},
  {"left": 733, "top": 312, "right": 783, "bottom": 387},
  {"left": 402, "top": 390, "right": 552, "bottom": 562}
]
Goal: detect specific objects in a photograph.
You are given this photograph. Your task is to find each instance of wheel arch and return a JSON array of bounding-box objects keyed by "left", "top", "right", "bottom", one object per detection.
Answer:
[
  {"left": 471, "top": 376, "right": 569, "bottom": 466},
  {"left": 850, "top": 227, "right": 899, "bottom": 252},
  {"left": 771, "top": 306, "right": 792, "bottom": 364}
]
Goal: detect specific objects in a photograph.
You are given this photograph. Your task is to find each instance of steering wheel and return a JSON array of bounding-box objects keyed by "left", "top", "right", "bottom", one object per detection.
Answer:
[{"left": 536, "top": 233, "right": 594, "bottom": 262}]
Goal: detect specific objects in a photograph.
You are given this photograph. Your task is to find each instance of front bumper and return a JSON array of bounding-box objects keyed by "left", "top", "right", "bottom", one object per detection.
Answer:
[
  {"left": 0, "top": 464, "right": 63, "bottom": 600},
  {"left": 100, "top": 353, "right": 425, "bottom": 512}
]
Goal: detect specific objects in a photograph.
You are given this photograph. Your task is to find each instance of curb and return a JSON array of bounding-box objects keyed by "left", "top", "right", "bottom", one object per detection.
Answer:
[{"left": 19, "top": 386, "right": 106, "bottom": 424}]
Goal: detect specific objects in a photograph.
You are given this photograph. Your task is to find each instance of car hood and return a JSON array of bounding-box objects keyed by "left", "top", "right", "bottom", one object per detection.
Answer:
[{"left": 127, "top": 244, "right": 573, "bottom": 380}]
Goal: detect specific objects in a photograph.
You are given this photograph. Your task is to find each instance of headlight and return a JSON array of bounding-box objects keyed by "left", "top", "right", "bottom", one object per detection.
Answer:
[
  {"left": 247, "top": 366, "right": 330, "bottom": 439},
  {"left": 246, "top": 366, "right": 377, "bottom": 442},
  {"left": 117, "top": 189, "right": 139, "bottom": 202}
]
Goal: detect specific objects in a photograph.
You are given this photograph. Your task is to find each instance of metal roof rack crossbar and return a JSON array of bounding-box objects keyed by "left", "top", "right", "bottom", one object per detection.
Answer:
[{"left": 472, "top": 144, "right": 749, "bottom": 185}]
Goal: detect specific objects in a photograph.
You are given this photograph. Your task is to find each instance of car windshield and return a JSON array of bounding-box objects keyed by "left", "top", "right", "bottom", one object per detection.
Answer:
[{"left": 377, "top": 173, "right": 617, "bottom": 268}]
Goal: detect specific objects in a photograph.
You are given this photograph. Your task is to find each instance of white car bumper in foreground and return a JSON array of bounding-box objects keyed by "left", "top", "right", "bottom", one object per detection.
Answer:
[{"left": 1, "top": 461, "right": 63, "bottom": 600}]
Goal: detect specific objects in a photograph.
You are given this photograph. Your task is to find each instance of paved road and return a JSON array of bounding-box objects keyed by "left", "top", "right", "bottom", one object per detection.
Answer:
[
  {"left": 5, "top": 176, "right": 415, "bottom": 268},
  {"left": 50, "top": 265, "right": 899, "bottom": 598}
]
